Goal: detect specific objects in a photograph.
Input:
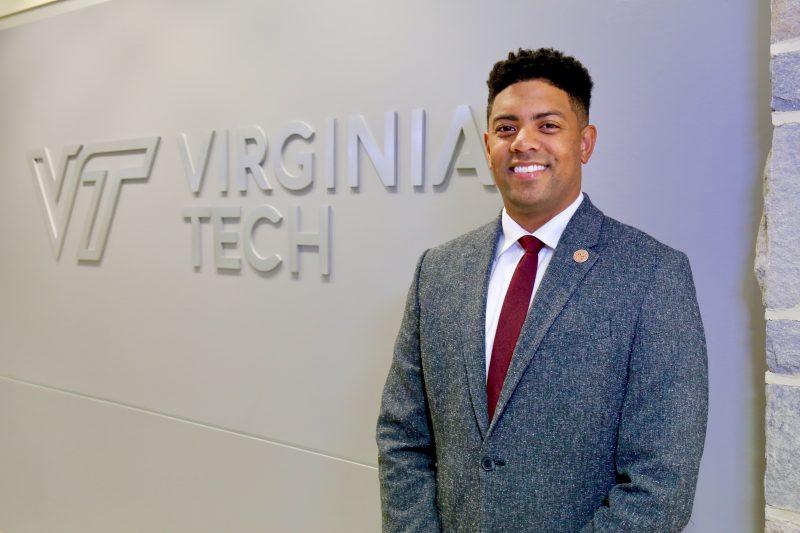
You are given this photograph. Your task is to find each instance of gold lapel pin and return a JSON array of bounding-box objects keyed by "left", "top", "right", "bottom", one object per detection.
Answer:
[{"left": 573, "top": 249, "right": 589, "bottom": 263}]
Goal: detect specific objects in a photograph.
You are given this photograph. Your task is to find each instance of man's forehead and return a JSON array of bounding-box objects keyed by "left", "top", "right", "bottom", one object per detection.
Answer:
[
  {"left": 489, "top": 79, "right": 585, "bottom": 124},
  {"left": 495, "top": 79, "right": 568, "bottom": 102},
  {"left": 491, "top": 81, "right": 571, "bottom": 112}
]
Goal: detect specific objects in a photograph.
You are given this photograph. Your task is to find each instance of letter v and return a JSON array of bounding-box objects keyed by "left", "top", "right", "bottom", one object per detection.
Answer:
[
  {"left": 28, "top": 145, "right": 84, "bottom": 260},
  {"left": 178, "top": 130, "right": 215, "bottom": 194}
]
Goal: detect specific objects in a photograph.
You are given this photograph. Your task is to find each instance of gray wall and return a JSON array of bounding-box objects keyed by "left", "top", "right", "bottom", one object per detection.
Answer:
[
  {"left": 761, "top": 1, "right": 800, "bottom": 530},
  {"left": 0, "top": 0, "right": 770, "bottom": 531}
]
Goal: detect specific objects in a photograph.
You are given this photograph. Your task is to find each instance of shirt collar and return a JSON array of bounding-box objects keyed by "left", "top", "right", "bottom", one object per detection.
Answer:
[{"left": 498, "top": 192, "right": 584, "bottom": 255}]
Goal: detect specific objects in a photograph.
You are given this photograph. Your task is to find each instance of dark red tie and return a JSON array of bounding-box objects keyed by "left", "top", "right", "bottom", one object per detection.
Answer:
[{"left": 487, "top": 235, "right": 544, "bottom": 421}]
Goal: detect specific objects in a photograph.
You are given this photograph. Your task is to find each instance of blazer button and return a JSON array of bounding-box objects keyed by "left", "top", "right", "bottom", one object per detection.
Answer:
[{"left": 481, "top": 456, "right": 495, "bottom": 471}]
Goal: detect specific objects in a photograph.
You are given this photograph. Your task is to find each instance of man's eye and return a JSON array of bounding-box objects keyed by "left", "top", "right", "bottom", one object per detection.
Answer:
[
  {"left": 541, "top": 123, "right": 560, "bottom": 131},
  {"left": 495, "top": 125, "right": 516, "bottom": 134}
]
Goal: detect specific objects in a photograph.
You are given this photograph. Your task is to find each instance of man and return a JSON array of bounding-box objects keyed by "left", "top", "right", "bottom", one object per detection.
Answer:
[{"left": 376, "top": 48, "right": 708, "bottom": 532}]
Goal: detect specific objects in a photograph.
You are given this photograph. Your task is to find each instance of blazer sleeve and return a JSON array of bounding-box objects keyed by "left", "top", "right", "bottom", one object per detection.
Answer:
[
  {"left": 581, "top": 251, "right": 709, "bottom": 533},
  {"left": 376, "top": 251, "right": 442, "bottom": 533}
]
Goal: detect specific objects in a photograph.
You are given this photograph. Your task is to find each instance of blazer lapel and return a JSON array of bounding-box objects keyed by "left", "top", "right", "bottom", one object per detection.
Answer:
[
  {"left": 489, "top": 196, "right": 606, "bottom": 431},
  {"left": 460, "top": 217, "right": 502, "bottom": 439}
]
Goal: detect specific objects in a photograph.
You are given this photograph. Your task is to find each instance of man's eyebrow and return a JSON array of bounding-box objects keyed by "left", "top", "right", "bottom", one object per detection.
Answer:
[
  {"left": 533, "top": 110, "right": 565, "bottom": 120},
  {"left": 491, "top": 110, "right": 565, "bottom": 125},
  {"left": 491, "top": 113, "right": 519, "bottom": 125}
]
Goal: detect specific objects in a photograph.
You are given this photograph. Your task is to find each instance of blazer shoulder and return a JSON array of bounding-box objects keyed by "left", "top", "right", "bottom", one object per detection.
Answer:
[
  {"left": 599, "top": 214, "right": 689, "bottom": 266},
  {"left": 565, "top": 195, "right": 690, "bottom": 272},
  {"left": 422, "top": 217, "right": 499, "bottom": 263},
  {"left": 593, "top": 215, "right": 701, "bottom": 303}
]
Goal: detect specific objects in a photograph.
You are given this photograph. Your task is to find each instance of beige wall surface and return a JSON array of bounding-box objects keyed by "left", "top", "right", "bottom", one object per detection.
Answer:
[
  {"left": 0, "top": 0, "right": 59, "bottom": 18},
  {"left": 0, "top": 0, "right": 771, "bottom": 531}
]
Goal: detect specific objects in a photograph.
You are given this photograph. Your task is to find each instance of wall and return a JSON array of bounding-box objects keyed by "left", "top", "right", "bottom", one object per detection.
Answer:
[
  {"left": 760, "top": 1, "right": 800, "bottom": 531},
  {"left": 0, "top": 0, "right": 770, "bottom": 531}
]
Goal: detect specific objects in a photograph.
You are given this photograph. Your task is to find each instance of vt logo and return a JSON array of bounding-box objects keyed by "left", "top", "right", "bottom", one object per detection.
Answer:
[{"left": 28, "top": 137, "right": 160, "bottom": 262}]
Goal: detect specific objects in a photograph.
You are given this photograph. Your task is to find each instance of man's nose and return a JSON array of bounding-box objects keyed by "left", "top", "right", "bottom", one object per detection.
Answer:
[{"left": 510, "top": 125, "right": 540, "bottom": 152}]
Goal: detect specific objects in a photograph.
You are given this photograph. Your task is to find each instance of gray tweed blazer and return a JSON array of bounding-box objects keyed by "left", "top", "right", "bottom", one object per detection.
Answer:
[{"left": 377, "top": 195, "right": 708, "bottom": 533}]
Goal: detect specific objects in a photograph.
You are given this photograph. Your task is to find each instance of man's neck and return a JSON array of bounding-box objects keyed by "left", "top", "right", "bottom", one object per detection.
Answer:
[{"left": 505, "top": 194, "right": 583, "bottom": 233}]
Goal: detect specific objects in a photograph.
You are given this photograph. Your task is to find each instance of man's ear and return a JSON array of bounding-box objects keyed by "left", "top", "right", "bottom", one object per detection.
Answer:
[
  {"left": 484, "top": 131, "right": 492, "bottom": 168},
  {"left": 580, "top": 124, "right": 597, "bottom": 164}
]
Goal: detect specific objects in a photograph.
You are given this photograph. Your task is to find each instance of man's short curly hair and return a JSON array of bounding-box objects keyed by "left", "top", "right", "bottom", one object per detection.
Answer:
[{"left": 486, "top": 48, "right": 593, "bottom": 124}]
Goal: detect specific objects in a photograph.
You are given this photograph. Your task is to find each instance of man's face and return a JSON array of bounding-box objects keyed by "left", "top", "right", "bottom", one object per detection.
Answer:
[{"left": 484, "top": 79, "right": 597, "bottom": 232}]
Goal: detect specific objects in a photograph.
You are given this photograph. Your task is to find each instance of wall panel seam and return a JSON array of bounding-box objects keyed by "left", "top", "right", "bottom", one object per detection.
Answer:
[{"left": 0, "top": 374, "right": 378, "bottom": 470}]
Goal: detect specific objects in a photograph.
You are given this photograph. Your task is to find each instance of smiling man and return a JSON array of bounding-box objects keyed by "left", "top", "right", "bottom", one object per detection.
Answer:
[
  {"left": 486, "top": 77, "right": 595, "bottom": 233},
  {"left": 377, "top": 48, "right": 708, "bottom": 533}
]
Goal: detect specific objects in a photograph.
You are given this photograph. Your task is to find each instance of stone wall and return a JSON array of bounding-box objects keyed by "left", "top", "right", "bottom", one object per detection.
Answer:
[{"left": 758, "top": 2, "right": 800, "bottom": 531}]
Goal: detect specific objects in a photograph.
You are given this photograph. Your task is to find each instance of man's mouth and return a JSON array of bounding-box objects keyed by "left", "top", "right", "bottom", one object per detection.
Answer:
[{"left": 512, "top": 164, "right": 548, "bottom": 174}]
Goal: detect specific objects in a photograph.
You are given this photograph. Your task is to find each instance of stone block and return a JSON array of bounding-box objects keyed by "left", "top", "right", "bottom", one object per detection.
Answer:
[
  {"left": 773, "top": 53, "right": 800, "bottom": 111},
  {"left": 757, "top": 160, "right": 769, "bottom": 296},
  {"left": 767, "top": 518, "right": 800, "bottom": 533},
  {"left": 766, "top": 384, "right": 800, "bottom": 510},
  {"left": 762, "top": 125, "right": 800, "bottom": 309},
  {"left": 768, "top": 320, "right": 800, "bottom": 373},
  {"left": 773, "top": 0, "right": 800, "bottom": 42}
]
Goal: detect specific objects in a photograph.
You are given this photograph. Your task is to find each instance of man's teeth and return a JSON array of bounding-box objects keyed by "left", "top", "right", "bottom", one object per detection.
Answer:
[{"left": 514, "top": 164, "right": 547, "bottom": 173}]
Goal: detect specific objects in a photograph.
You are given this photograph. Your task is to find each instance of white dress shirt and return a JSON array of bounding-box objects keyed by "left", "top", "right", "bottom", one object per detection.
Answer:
[{"left": 485, "top": 193, "right": 584, "bottom": 376}]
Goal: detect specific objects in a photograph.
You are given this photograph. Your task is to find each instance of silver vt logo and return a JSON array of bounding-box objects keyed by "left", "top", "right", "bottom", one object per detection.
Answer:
[{"left": 28, "top": 137, "right": 160, "bottom": 261}]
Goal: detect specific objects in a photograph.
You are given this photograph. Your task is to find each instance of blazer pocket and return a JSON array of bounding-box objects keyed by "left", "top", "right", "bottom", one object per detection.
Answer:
[
  {"left": 535, "top": 320, "right": 619, "bottom": 389},
  {"left": 541, "top": 319, "right": 611, "bottom": 349}
]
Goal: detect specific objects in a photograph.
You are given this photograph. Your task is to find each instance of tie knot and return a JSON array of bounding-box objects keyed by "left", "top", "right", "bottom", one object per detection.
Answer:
[{"left": 518, "top": 235, "right": 544, "bottom": 255}]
